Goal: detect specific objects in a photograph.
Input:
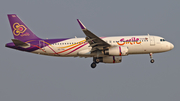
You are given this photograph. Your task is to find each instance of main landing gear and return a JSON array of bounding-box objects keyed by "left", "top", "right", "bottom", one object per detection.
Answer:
[
  {"left": 149, "top": 53, "right": 155, "bottom": 63},
  {"left": 91, "top": 62, "right": 96, "bottom": 68},
  {"left": 91, "top": 58, "right": 100, "bottom": 68}
]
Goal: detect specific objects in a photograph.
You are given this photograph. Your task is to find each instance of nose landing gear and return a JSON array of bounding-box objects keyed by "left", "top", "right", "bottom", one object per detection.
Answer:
[
  {"left": 149, "top": 53, "right": 155, "bottom": 63},
  {"left": 150, "top": 59, "right": 155, "bottom": 63}
]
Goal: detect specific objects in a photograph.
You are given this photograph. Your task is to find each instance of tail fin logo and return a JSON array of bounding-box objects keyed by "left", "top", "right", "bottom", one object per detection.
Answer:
[{"left": 13, "top": 22, "right": 27, "bottom": 36}]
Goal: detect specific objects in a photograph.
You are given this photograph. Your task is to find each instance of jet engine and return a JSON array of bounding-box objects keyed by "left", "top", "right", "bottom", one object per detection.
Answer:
[
  {"left": 104, "top": 46, "right": 128, "bottom": 56},
  {"left": 98, "top": 56, "right": 122, "bottom": 63}
]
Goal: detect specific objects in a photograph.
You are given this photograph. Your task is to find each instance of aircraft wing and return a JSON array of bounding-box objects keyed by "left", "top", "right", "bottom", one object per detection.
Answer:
[{"left": 77, "top": 19, "right": 111, "bottom": 51}]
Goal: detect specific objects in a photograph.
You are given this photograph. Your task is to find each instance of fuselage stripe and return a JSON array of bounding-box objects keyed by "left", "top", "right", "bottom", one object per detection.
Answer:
[
  {"left": 66, "top": 43, "right": 88, "bottom": 55},
  {"left": 32, "top": 44, "right": 46, "bottom": 52},
  {"left": 58, "top": 40, "right": 86, "bottom": 48},
  {"left": 54, "top": 44, "right": 82, "bottom": 54}
]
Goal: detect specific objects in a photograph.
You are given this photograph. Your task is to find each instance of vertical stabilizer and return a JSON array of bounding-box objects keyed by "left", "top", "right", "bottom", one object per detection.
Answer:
[{"left": 7, "top": 14, "right": 40, "bottom": 41}]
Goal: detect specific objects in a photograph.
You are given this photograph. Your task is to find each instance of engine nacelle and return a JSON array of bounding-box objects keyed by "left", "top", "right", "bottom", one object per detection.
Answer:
[
  {"left": 104, "top": 46, "right": 128, "bottom": 56},
  {"left": 99, "top": 56, "right": 122, "bottom": 63}
]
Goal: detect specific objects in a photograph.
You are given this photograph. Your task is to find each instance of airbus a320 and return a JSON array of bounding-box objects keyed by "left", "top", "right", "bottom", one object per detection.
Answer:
[{"left": 5, "top": 14, "right": 174, "bottom": 68}]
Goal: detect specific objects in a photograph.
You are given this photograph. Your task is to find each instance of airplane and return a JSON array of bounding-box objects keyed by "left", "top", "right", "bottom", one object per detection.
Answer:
[{"left": 5, "top": 14, "right": 174, "bottom": 68}]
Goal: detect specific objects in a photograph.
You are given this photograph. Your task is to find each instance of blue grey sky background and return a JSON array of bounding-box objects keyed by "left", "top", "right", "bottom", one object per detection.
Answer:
[{"left": 0, "top": 0, "right": 180, "bottom": 101}]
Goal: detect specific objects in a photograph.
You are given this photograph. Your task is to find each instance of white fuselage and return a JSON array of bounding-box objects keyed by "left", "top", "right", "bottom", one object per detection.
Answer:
[{"left": 33, "top": 35, "right": 174, "bottom": 57}]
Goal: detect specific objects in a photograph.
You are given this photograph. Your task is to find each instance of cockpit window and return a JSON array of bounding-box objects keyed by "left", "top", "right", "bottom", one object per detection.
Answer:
[{"left": 160, "top": 39, "right": 165, "bottom": 41}]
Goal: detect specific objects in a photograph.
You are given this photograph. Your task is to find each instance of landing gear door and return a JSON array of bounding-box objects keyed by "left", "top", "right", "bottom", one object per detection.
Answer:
[
  {"left": 39, "top": 40, "right": 45, "bottom": 50},
  {"left": 149, "top": 36, "right": 155, "bottom": 46}
]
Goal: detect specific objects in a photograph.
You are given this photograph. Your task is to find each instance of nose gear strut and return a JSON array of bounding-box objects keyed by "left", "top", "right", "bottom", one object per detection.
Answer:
[{"left": 149, "top": 53, "right": 155, "bottom": 63}]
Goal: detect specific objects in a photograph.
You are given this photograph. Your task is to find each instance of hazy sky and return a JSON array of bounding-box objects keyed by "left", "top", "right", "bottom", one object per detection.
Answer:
[{"left": 0, "top": 0, "right": 180, "bottom": 101}]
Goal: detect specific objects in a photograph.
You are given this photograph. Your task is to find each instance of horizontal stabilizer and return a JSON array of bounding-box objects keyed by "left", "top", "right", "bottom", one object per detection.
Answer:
[{"left": 11, "top": 39, "right": 30, "bottom": 48}]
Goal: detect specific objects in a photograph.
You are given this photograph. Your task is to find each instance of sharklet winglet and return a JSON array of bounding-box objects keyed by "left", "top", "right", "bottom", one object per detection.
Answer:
[{"left": 77, "top": 19, "right": 86, "bottom": 29}]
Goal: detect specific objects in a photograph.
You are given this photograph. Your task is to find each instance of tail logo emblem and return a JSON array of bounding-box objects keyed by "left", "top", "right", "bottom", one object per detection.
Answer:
[{"left": 13, "top": 23, "right": 27, "bottom": 36}]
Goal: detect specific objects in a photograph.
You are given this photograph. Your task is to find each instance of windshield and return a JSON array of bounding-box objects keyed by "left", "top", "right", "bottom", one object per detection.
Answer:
[{"left": 160, "top": 39, "right": 165, "bottom": 41}]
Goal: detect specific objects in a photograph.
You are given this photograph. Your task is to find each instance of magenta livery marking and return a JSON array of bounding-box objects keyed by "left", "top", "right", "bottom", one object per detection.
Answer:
[{"left": 119, "top": 46, "right": 121, "bottom": 56}]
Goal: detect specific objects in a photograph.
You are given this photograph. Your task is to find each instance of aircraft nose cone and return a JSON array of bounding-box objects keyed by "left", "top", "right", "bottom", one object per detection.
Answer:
[{"left": 170, "top": 43, "right": 174, "bottom": 50}]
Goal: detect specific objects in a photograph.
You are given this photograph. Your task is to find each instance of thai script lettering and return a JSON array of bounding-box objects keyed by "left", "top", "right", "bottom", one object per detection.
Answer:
[{"left": 20, "top": 32, "right": 30, "bottom": 37}]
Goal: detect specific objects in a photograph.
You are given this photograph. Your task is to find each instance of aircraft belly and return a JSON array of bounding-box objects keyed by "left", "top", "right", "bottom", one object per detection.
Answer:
[{"left": 128, "top": 45, "right": 143, "bottom": 54}]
